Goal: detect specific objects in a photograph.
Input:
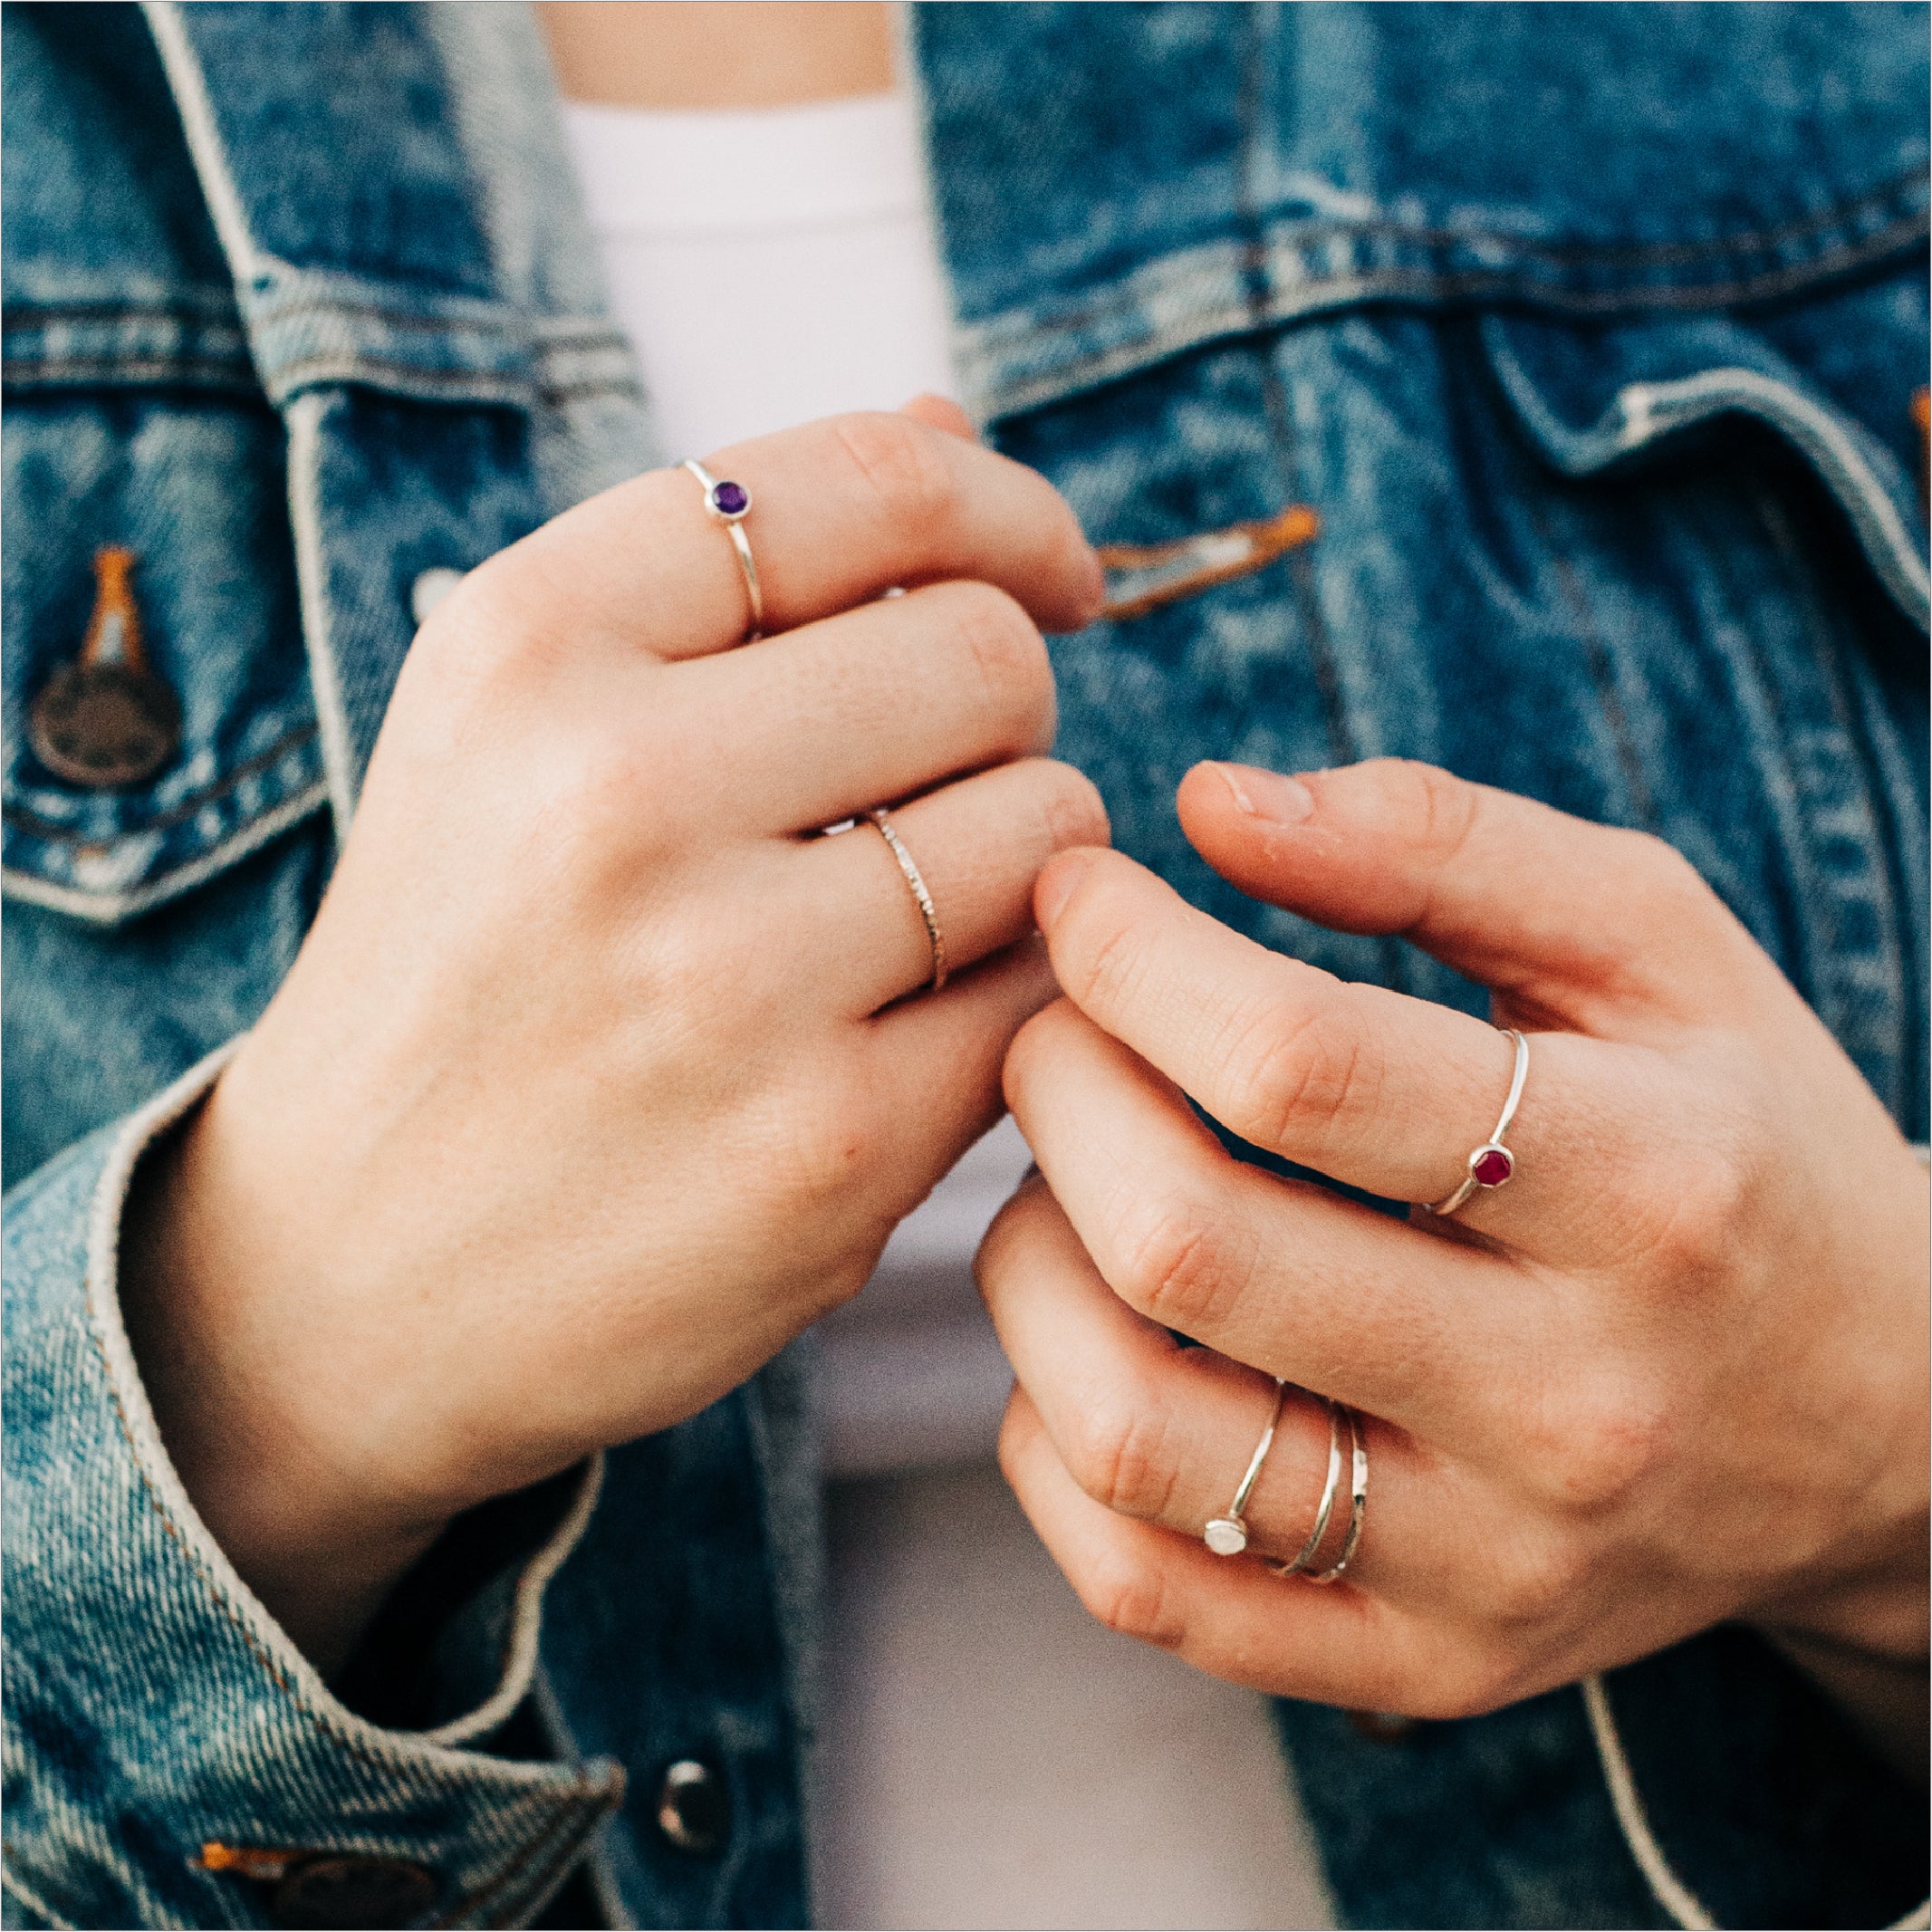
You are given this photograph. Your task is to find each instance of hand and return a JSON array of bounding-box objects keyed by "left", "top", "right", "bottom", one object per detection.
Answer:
[
  {"left": 122, "top": 408, "right": 1108, "bottom": 1669},
  {"left": 980, "top": 757, "right": 1927, "bottom": 1751}
]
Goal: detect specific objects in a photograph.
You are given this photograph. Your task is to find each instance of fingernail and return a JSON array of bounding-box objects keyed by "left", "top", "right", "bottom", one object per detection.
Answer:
[
  {"left": 1213, "top": 763, "right": 1314, "bottom": 823},
  {"left": 1035, "top": 851, "right": 1095, "bottom": 931}
]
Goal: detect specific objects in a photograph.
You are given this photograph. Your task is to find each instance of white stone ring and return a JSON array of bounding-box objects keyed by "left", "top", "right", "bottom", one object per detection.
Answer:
[
  {"left": 1203, "top": 1377, "right": 1287, "bottom": 1557},
  {"left": 1423, "top": 1026, "right": 1530, "bottom": 1218}
]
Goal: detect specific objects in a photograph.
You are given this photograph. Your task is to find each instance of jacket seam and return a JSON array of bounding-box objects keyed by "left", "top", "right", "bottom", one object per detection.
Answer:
[
  {"left": 254, "top": 297, "right": 629, "bottom": 343},
  {"left": 5, "top": 721, "right": 320, "bottom": 846},
  {"left": 0, "top": 782, "right": 330, "bottom": 924},
  {"left": 966, "top": 216, "right": 1930, "bottom": 423},
  {"left": 261, "top": 352, "right": 643, "bottom": 403},
  {"left": 1245, "top": 164, "right": 1926, "bottom": 268},
  {"left": 2, "top": 357, "right": 257, "bottom": 389}
]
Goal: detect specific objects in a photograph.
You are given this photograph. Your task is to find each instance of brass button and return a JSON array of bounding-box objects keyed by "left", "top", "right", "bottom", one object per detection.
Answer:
[
  {"left": 655, "top": 1758, "right": 729, "bottom": 1856},
  {"left": 271, "top": 1854, "right": 437, "bottom": 1929},
  {"left": 28, "top": 546, "right": 179, "bottom": 789},
  {"left": 29, "top": 659, "right": 180, "bottom": 787}
]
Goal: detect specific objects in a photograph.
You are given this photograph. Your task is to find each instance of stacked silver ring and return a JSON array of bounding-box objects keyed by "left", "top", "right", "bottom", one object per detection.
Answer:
[{"left": 1204, "top": 1380, "right": 1368, "bottom": 1584}]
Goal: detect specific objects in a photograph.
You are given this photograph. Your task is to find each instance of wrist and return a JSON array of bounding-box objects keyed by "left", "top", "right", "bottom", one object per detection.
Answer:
[{"left": 120, "top": 1087, "right": 453, "bottom": 1672}]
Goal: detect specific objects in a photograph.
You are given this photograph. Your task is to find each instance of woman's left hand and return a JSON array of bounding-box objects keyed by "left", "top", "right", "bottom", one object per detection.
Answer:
[{"left": 979, "top": 757, "right": 1928, "bottom": 1739}]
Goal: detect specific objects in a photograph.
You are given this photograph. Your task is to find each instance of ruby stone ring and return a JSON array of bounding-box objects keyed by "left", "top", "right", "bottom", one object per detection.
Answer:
[{"left": 1423, "top": 1027, "right": 1530, "bottom": 1218}]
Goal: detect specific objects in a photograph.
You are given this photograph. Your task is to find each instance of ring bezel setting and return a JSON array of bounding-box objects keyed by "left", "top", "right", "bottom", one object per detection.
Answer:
[
  {"left": 703, "top": 478, "right": 752, "bottom": 522},
  {"left": 1468, "top": 1142, "right": 1514, "bottom": 1189}
]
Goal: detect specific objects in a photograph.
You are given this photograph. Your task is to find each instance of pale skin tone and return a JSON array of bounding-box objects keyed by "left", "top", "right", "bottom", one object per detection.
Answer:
[{"left": 121, "top": 0, "right": 1923, "bottom": 1778}]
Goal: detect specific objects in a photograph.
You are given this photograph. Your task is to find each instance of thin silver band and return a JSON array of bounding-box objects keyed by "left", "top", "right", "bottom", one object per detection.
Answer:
[
  {"left": 1264, "top": 1395, "right": 1344, "bottom": 1577},
  {"left": 1305, "top": 1406, "right": 1368, "bottom": 1585},
  {"left": 1424, "top": 1026, "right": 1530, "bottom": 1217},
  {"left": 682, "top": 458, "right": 764, "bottom": 643},
  {"left": 867, "top": 808, "right": 948, "bottom": 995},
  {"left": 1203, "top": 1377, "right": 1286, "bottom": 1556}
]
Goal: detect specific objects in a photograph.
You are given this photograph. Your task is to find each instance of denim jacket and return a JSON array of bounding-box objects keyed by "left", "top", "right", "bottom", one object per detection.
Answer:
[{"left": 5, "top": 5, "right": 1927, "bottom": 1927}]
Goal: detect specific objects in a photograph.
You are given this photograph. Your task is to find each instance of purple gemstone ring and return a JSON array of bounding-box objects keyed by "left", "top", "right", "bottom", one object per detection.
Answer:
[
  {"left": 682, "top": 458, "right": 764, "bottom": 642},
  {"left": 1422, "top": 1027, "right": 1530, "bottom": 1218}
]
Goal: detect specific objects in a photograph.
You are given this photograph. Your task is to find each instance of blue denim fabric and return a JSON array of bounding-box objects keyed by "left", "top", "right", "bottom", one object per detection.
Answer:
[{"left": 5, "top": 4, "right": 1926, "bottom": 1927}]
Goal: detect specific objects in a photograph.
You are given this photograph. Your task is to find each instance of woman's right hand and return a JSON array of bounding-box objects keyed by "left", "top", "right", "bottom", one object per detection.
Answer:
[{"left": 120, "top": 409, "right": 1108, "bottom": 1668}]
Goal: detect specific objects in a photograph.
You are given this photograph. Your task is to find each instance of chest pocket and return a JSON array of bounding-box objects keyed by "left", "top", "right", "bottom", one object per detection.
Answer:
[{"left": 2, "top": 373, "right": 328, "bottom": 926}]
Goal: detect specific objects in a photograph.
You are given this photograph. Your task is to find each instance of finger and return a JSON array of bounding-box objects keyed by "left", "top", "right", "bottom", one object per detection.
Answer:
[
  {"left": 899, "top": 393, "right": 976, "bottom": 439},
  {"left": 802, "top": 759, "right": 1109, "bottom": 1015},
  {"left": 1004, "top": 998, "right": 1561, "bottom": 1452},
  {"left": 464, "top": 410, "right": 1103, "bottom": 665},
  {"left": 1033, "top": 845, "right": 1661, "bottom": 1242},
  {"left": 977, "top": 1176, "right": 1504, "bottom": 1604},
  {"left": 1175, "top": 758, "right": 1783, "bottom": 1031},
  {"left": 999, "top": 1389, "right": 1492, "bottom": 1716},
  {"left": 859, "top": 938, "right": 1062, "bottom": 1214},
  {"left": 689, "top": 580, "right": 1058, "bottom": 835}
]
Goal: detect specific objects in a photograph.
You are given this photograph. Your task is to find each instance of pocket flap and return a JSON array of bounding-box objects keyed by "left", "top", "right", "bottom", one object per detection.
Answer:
[
  {"left": 4, "top": 394, "right": 327, "bottom": 925},
  {"left": 1478, "top": 309, "right": 1929, "bottom": 633}
]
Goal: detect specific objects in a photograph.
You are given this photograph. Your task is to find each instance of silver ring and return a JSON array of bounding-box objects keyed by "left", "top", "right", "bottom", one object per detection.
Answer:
[
  {"left": 682, "top": 458, "right": 764, "bottom": 643},
  {"left": 1423, "top": 1027, "right": 1529, "bottom": 1217},
  {"left": 1262, "top": 1394, "right": 1343, "bottom": 1577},
  {"left": 1305, "top": 1406, "right": 1367, "bottom": 1585},
  {"left": 867, "top": 808, "right": 947, "bottom": 995},
  {"left": 1204, "top": 1377, "right": 1286, "bottom": 1556}
]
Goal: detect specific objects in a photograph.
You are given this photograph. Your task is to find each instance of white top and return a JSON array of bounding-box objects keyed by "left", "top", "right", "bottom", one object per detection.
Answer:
[
  {"left": 563, "top": 91, "right": 1030, "bottom": 1480},
  {"left": 562, "top": 91, "right": 1332, "bottom": 1930}
]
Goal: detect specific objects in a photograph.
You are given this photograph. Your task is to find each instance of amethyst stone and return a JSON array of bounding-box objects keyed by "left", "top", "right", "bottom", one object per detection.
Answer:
[{"left": 709, "top": 480, "right": 750, "bottom": 519}]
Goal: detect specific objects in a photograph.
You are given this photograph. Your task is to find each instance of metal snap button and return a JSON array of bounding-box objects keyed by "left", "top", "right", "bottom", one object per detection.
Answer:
[
  {"left": 655, "top": 1758, "right": 730, "bottom": 1856},
  {"left": 410, "top": 566, "right": 466, "bottom": 627},
  {"left": 28, "top": 547, "right": 179, "bottom": 788},
  {"left": 271, "top": 1853, "right": 437, "bottom": 1929}
]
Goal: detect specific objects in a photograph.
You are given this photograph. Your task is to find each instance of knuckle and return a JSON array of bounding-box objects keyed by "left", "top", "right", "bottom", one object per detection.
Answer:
[
  {"left": 832, "top": 410, "right": 957, "bottom": 530},
  {"left": 1523, "top": 1372, "right": 1671, "bottom": 1513},
  {"left": 1114, "top": 1192, "right": 1253, "bottom": 1334},
  {"left": 1218, "top": 992, "right": 1369, "bottom": 1155},
  {"left": 1490, "top": 1534, "right": 1591, "bottom": 1632},
  {"left": 1421, "top": 1649, "right": 1532, "bottom": 1722},
  {"left": 1079, "top": 1551, "right": 1189, "bottom": 1649},
  {"left": 1374, "top": 758, "right": 1482, "bottom": 867},
  {"left": 1062, "top": 1380, "right": 1182, "bottom": 1521},
  {"left": 1641, "top": 1138, "right": 1753, "bottom": 1283},
  {"left": 943, "top": 582, "right": 1053, "bottom": 730},
  {"left": 758, "top": 1062, "right": 884, "bottom": 1213}
]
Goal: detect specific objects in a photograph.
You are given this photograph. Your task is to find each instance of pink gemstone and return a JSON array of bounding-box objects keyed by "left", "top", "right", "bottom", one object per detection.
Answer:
[{"left": 1472, "top": 1146, "right": 1514, "bottom": 1187}]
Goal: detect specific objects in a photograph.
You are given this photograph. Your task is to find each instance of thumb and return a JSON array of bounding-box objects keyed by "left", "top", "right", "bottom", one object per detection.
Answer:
[{"left": 1176, "top": 757, "right": 1782, "bottom": 1032}]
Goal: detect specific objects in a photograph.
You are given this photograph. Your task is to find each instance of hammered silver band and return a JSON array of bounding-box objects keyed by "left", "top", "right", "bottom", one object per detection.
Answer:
[
  {"left": 1424, "top": 1026, "right": 1530, "bottom": 1217},
  {"left": 1305, "top": 1405, "right": 1368, "bottom": 1585},
  {"left": 867, "top": 808, "right": 947, "bottom": 995},
  {"left": 682, "top": 458, "right": 764, "bottom": 643}
]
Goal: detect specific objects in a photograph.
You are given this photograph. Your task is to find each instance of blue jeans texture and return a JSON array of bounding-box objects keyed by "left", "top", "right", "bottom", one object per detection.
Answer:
[{"left": 4, "top": 4, "right": 1926, "bottom": 1926}]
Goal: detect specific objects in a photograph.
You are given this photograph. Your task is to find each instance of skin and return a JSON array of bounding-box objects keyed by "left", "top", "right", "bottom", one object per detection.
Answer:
[
  {"left": 536, "top": 2, "right": 893, "bottom": 111},
  {"left": 121, "top": 3, "right": 1926, "bottom": 1783},
  {"left": 122, "top": 401, "right": 1108, "bottom": 1673},
  {"left": 978, "top": 760, "right": 1929, "bottom": 1773}
]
